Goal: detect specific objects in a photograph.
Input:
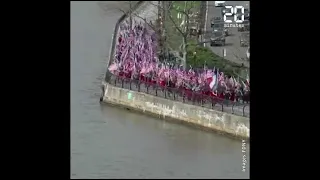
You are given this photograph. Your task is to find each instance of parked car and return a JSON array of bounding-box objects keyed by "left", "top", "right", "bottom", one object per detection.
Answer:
[
  {"left": 238, "top": 20, "right": 250, "bottom": 32},
  {"left": 240, "top": 32, "right": 250, "bottom": 47},
  {"left": 212, "top": 22, "right": 224, "bottom": 31},
  {"left": 212, "top": 22, "right": 230, "bottom": 36},
  {"left": 215, "top": 1, "right": 225, "bottom": 7},
  {"left": 246, "top": 47, "right": 250, "bottom": 60},
  {"left": 224, "top": 27, "right": 230, "bottom": 36},
  {"left": 244, "top": 8, "right": 250, "bottom": 21},
  {"left": 211, "top": 17, "right": 222, "bottom": 28}
]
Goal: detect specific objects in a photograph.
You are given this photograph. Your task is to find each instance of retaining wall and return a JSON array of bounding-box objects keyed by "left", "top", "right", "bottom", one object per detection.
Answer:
[
  {"left": 102, "top": 82, "right": 250, "bottom": 139},
  {"left": 102, "top": 1, "right": 250, "bottom": 140}
]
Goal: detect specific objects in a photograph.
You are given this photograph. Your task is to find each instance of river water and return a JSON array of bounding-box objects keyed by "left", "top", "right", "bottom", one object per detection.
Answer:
[{"left": 71, "top": 1, "right": 249, "bottom": 179}]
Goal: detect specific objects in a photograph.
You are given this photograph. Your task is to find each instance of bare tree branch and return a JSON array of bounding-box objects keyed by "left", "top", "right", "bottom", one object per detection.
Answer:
[
  {"left": 115, "top": 7, "right": 127, "bottom": 15},
  {"left": 168, "top": 14, "right": 185, "bottom": 36},
  {"left": 148, "top": 1, "right": 190, "bottom": 37}
]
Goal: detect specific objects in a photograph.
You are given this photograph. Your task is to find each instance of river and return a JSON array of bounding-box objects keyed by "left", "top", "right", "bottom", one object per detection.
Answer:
[{"left": 71, "top": 1, "right": 250, "bottom": 179}]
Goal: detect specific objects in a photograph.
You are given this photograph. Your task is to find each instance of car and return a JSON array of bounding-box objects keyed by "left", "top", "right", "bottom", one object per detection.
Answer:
[
  {"left": 213, "top": 17, "right": 222, "bottom": 21},
  {"left": 210, "top": 17, "right": 222, "bottom": 28},
  {"left": 215, "top": 1, "right": 225, "bottom": 7},
  {"left": 210, "top": 31, "right": 226, "bottom": 46},
  {"left": 244, "top": 8, "right": 250, "bottom": 21},
  {"left": 212, "top": 22, "right": 224, "bottom": 31},
  {"left": 240, "top": 32, "right": 250, "bottom": 47},
  {"left": 212, "top": 22, "right": 230, "bottom": 36},
  {"left": 238, "top": 20, "right": 250, "bottom": 32},
  {"left": 224, "top": 27, "right": 230, "bottom": 36},
  {"left": 246, "top": 47, "right": 250, "bottom": 60}
]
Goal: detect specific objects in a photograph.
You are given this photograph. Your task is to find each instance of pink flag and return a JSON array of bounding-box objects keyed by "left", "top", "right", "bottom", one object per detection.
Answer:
[
  {"left": 209, "top": 74, "right": 217, "bottom": 89},
  {"left": 108, "top": 63, "right": 118, "bottom": 72},
  {"left": 205, "top": 70, "right": 212, "bottom": 79},
  {"left": 213, "top": 69, "right": 219, "bottom": 90},
  {"left": 219, "top": 72, "right": 224, "bottom": 82},
  {"left": 246, "top": 73, "right": 250, "bottom": 85}
]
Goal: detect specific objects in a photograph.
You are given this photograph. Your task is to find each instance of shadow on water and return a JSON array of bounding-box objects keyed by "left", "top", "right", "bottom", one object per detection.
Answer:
[{"left": 97, "top": 104, "right": 250, "bottom": 178}]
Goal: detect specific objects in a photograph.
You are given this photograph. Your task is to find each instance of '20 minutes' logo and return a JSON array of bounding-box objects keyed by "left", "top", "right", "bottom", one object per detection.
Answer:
[{"left": 223, "top": 6, "right": 247, "bottom": 24}]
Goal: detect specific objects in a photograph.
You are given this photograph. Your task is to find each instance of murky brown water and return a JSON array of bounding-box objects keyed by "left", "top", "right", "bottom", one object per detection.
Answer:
[{"left": 71, "top": 1, "right": 249, "bottom": 178}]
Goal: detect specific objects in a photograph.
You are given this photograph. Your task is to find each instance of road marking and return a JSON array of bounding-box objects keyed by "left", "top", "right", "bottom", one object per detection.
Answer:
[{"left": 204, "top": 1, "right": 208, "bottom": 47}]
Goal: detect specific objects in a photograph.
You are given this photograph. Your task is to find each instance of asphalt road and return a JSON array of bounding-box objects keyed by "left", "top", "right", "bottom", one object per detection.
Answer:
[{"left": 204, "top": 1, "right": 250, "bottom": 67}]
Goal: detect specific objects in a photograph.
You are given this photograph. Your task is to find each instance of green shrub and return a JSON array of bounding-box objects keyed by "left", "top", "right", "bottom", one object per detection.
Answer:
[{"left": 186, "top": 43, "right": 247, "bottom": 76}]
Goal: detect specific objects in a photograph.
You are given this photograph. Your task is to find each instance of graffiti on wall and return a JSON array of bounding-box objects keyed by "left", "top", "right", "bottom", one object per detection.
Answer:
[
  {"left": 127, "top": 92, "right": 133, "bottom": 100},
  {"left": 106, "top": 88, "right": 250, "bottom": 138},
  {"left": 235, "top": 123, "right": 250, "bottom": 137},
  {"left": 196, "top": 110, "right": 226, "bottom": 129},
  {"left": 144, "top": 102, "right": 187, "bottom": 119}
]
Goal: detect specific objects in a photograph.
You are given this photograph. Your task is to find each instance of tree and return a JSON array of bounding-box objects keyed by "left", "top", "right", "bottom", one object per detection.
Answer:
[
  {"left": 150, "top": 1, "right": 198, "bottom": 70},
  {"left": 99, "top": 1, "right": 247, "bottom": 76}
]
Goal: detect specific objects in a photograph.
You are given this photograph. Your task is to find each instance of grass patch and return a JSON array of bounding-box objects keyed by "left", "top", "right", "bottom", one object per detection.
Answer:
[{"left": 187, "top": 42, "right": 248, "bottom": 77}]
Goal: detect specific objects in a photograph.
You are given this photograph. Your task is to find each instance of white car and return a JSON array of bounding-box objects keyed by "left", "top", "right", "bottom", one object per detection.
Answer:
[
  {"left": 246, "top": 47, "right": 250, "bottom": 60},
  {"left": 215, "top": 1, "right": 226, "bottom": 7}
]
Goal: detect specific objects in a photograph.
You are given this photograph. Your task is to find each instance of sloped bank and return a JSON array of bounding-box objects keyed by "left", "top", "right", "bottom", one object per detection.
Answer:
[{"left": 101, "top": 81, "right": 250, "bottom": 140}]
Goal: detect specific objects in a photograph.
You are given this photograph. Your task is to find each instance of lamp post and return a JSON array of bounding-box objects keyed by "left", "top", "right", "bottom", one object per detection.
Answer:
[{"left": 193, "top": 51, "right": 197, "bottom": 66}]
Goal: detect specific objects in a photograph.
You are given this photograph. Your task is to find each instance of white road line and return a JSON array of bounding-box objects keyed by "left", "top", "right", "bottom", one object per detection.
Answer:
[{"left": 204, "top": 1, "right": 209, "bottom": 47}]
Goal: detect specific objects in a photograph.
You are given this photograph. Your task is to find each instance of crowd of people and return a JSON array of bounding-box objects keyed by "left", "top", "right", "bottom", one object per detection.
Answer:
[{"left": 108, "top": 20, "right": 250, "bottom": 103}]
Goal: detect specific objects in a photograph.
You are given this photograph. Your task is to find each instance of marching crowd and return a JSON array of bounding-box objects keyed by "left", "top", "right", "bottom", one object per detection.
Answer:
[{"left": 108, "top": 20, "right": 250, "bottom": 103}]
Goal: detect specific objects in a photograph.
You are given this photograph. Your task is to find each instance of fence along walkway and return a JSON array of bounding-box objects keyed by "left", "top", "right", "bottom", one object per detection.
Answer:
[{"left": 105, "top": 72, "right": 250, "bottom": 117}]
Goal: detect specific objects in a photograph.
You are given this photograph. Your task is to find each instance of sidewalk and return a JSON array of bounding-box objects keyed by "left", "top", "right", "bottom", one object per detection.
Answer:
[{"left": 133, "top": 1, "right": 158, "bottom": 23}]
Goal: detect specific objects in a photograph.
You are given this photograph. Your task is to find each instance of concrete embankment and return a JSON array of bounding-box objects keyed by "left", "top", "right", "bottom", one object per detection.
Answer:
[
  {"left": 102, "top": 82, "right": 249, "bottom": 139},
  {"left": 102, "top": 1, "right": 250, "bottom": 140}
]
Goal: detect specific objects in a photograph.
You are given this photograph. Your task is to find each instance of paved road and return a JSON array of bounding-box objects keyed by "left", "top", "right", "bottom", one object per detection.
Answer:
[
  {"left": 204, "top": 1, "right": 250, "bottom": 67},
  {"left": 71, "top": 2, "right": 250, "bottom": 178}
]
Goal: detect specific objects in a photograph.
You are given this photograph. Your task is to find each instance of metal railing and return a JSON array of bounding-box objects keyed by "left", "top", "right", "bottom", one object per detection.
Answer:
[{"left": 105, "top": 72, "right": 250, "bottom": 117}]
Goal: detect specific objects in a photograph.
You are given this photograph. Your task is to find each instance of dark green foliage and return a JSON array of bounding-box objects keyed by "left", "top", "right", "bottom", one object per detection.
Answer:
[{"left": 186, "top": 43, "right": 247, "bottom": 76}]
